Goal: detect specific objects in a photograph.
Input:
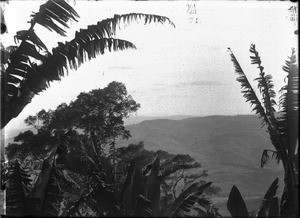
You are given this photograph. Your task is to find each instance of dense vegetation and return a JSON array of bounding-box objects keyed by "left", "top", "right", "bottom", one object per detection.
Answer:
[
  {"left": 0, "top": 0, "right": 174, "bottom": 129},
  {"left": 4, "top": 82, "right": 220, "bottom": 217},
  {"left": 1, "top": 0, "right": 298, "bottom": 217},
  {"left": 228, "top": 45, "right": 298, "bottom": 217}
]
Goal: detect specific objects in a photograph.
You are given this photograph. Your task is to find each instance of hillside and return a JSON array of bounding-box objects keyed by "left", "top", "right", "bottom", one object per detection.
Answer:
[
  {"left": 117, "top": 115, "right": 284, "bottom": 213},
  {"left": 4, "top": 115, "right": 285, "bottom": 214}
]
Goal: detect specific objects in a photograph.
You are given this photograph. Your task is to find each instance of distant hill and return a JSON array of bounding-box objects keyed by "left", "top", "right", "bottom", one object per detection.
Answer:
[
  {"left": 4, "top": 115, "right": 191, "bottom": 146},
  {"left": 123, "top": 115, "right": 192, "bottom": 126},
  {"left": 117, "top": 115, "right": 284, "bottom": 213},
  {"left": 4, "top": 114, "right": 284, "bottom": 214}
]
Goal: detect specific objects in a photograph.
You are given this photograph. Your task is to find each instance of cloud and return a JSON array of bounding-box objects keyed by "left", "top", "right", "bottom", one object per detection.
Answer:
[
  {"left": 152, "top": 80, "right": 226, "bottom": 90},
  {"left": 178, "top": 80, "right": 226, "bottom": 86},
  {"left": 158, "top": 94, "right": 194, "bottom": 99},
  {"left": 108, "top": 66, "right": 133, "bottom": 70}
]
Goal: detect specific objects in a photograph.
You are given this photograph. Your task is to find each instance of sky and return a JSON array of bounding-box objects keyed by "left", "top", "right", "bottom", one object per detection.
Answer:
[{"left": 1, "top": 1, "right": 298, "bottom": 138}]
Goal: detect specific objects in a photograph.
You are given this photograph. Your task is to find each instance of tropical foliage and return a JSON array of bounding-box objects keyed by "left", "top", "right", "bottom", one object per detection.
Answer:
[
  {"left": 0, "top": 0, "right": 175, "bottom": 129},
  {"left": 4, "top": 131, "right": 77, "bottom": 216},
  {"left": 4, "top": 81, "right": 220, "bottom": 217},
  {"left": 4, "top": 147, "right": 219, "bottom": 217},
  {"left": 227, "top": 178, "right": 280, "bottom": 217},
  {"left": 228, "top": 44, "right": 298, "bottom": 217}
]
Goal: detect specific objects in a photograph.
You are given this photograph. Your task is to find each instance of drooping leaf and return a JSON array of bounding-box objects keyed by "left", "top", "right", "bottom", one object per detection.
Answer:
[{"left": 227, "top": 185, "right": 249, "bottom": 217}]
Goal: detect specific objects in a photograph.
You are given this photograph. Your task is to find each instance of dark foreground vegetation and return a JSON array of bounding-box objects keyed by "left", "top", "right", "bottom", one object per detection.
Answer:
[
  {"left": 4, "top": 81, "right": 220, "bottom": 217},
  {"left": 1, "top": 0, "right": 298, "bottom": 217}
]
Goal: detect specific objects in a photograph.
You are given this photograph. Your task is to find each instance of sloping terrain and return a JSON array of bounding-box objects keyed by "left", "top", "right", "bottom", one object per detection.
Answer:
[
  {"left": 117, "top": 115, "right": 284, "bottom": 212},
  {"left": 5, "top": 115, "right": 285, "bottom": 215}
]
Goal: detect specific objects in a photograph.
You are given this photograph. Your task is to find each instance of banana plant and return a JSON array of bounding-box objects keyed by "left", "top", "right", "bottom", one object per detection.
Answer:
[
  {"left": 227, "top": 178, "right": 280, "bottom": 218},
  {"left": 4, "top": 131, "right": 78, "bottom": 216},
  {"left": 4, "top": 160, "right": 31, "bottom": 216},
  {"left": 0, "top": 0, "right": 175, "bottom": 129},
  {"left": 61, "top": 156, "right": 218, "bottom": 217},
  {"left": 228, "top": 44, "right": 298, "bottom": 217},
  {"left": 121, "top": 157, "right": 219, "bottom": 217}
]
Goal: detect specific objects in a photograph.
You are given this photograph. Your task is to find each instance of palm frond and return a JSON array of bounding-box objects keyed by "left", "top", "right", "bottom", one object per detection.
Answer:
[
  {"left": 1, "top": 38, "right": 135, "bottom": 129},
  {"left": 2, "top": 12, "right": 175, "bottom": 129},
  {"left": 229, "top": 47, "right": 288, "bottom": 165},
  {"left": 5, "top": 160, "right": 32, "bottom": 216},
  {"left": 250, "top": 44, "right": 277, "bottom": 119},
  {"left": 14, "top": 29, "right": 48, "bottom": 51},
  {"left": 1, "top": 0, "right": 78, "bottom": 129},
  {"left": 278, "top": 48, "right": 299, "bottom": 158},
  {"left": 92, "top": 13, "right": 175, "bottom": 39},
  {"left": 228, "top": 48, "right": 270, "bottom": 128},
  {"left": 30, "top": 0, "right": 79, "bottom": 36}
]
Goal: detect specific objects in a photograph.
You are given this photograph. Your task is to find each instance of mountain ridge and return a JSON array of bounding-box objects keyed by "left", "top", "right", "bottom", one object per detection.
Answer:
[
  {"left": 117, "top": 114, "right": 284, "bottom": 204},
  {"left": 4, "top": 115, "right": 284, "bottom": 199}
]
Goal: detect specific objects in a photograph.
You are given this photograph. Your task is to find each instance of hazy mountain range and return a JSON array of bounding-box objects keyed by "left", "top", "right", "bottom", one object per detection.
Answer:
[
  {"left": 118, "top": 115, "right": 284, "bottom": 214},
  {"left": 3, "top": 114, "right": 284, "bottom": 215}
]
